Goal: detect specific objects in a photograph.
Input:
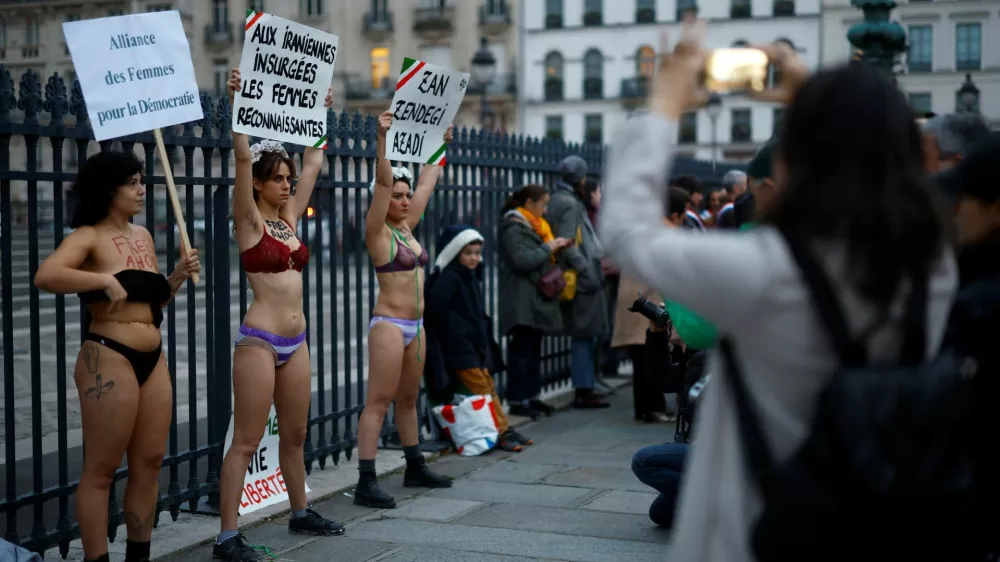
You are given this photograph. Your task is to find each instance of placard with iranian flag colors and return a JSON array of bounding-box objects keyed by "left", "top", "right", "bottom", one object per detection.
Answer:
[
  {"left": 385, "top": 58, "right": 468, "bottom": 165},
  {"left": 231, "top": 9, "right": 338, "bottom": 148}
]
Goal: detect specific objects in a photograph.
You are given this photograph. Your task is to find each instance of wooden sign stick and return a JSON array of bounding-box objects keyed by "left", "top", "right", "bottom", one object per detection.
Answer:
[{"left": 152, "top": 128, "right": 199, "bottom": 284}]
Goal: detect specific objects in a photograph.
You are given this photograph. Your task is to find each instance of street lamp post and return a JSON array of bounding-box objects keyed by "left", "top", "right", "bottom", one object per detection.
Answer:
[
  {"left": 705, "top": 93, "right": 722, "bottom": 173},
  {"left": 847, "top": 0, "right": 907, "bottom": 76},
  {"left": 957, "top": 73, "right": 980, "bottom": 114},
  {"left": 470, "top": 36, "right": 498, "bottom": 131}
]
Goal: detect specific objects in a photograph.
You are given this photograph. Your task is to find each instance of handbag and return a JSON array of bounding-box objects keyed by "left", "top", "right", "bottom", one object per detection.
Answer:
[
  {"left": 558, "top": 225, "right": 584, "bottom": 302},
  {"left": 537, "top": 266, "right": 566, "bottom": 300}
]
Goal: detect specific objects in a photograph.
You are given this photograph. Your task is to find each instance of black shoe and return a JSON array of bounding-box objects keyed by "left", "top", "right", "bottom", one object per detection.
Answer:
[
  {"left": 528, "top": 399, "right": 555, "bottom": 416},
  {"left": 504, "top": 428, "right": 534, "bottom": 446},
  {"left": 354, "top": 472, "right": 397, "bottom": 509},
  {"left": 508, "top": 403, "right": 540, "bottom": 420},
  {"left": 573, "top": 389, "right": 611, "bottom": 409},
  {"left": 289, "top": 508, "right": 346, "bottom": 536},
  {"left": 212, "top": 534, "right": 265, "bottom": 562},
  {"left": 403, "top": 458, "right": 453, "bottom": 488}
]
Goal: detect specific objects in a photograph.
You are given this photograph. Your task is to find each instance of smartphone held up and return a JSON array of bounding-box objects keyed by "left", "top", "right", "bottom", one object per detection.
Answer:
[{"left": 703, "top": 47, "right": 770, "bottom": 94}]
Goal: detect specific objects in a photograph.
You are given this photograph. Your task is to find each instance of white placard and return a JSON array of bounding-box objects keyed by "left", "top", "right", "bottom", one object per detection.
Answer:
[
  {"left": 222, "top": 405, "right": 311, "bottom": 515},
  {"left": 62, "top": 11, "right": 203, "bottom": 142},
  {"left": 385, "top": 58, "right": 469, "bottom": 165},
  {"left": 232, "top": 10, "right": 338, "bottom": 149}
]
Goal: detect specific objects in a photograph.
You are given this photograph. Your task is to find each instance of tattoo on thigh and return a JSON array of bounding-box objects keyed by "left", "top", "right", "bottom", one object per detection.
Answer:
[
  {"left": 82, "top": 342, "right": 99, "bottom": 373},
  {"left": 82, "top": 343, "right": 115, "bottom": 400},
  {"left": 124, "top": 503, "right": 158, "bottom": 539},
  {"left": 85, "top": 374, "right": 115, "bottom": 401}
]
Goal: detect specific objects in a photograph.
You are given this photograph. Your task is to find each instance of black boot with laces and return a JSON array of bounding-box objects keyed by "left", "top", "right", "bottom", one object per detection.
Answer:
[
  {"left": 212, "top": 533, "right": 265, "bottom": 562},
  {"left": 354, "top": 470, "right": 397, "bottom": 509}
]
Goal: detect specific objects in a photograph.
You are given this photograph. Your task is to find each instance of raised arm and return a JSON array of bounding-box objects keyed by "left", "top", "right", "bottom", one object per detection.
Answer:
[
  {"left": 599, "top": 24, "right": 771, "bottom": 333},
  {"left": 283, "top": 87, "right": 334, "bottom": 223},
  {"left": 406, "top": 125, "right": 453, "bottom": 230},
  {"left": 228, "top": 68, "right": 260, "bottom": 247},
  {"left": 34, "top": 227, "right": 109, "bottom": 294},
  {"left": 365, "top": 111, "right": 394, "bottom": 243}
]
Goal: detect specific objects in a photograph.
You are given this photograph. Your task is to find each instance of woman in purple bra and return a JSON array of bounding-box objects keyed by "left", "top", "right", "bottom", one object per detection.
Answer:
[
  {"left": 213, "top": 68, "right": 342, "bottom": 562},
  {"left": 353, "top": 111, "right": 454, "bottom": 508}
]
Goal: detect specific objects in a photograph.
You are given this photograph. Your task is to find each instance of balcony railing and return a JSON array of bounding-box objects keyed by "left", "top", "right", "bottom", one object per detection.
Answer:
[
  {"left": 583, "top": 77, "right": 603, "bottom": 100},
  {"left": 466, "top": 73, "right": 517, "bottom": 96},
  {"left": 545, "top": 13, "right": 563, "bottom": 28},
  {"left": 21, "top": 46, "right": 39, "bottom": 58},
  {"left": 583, "top": 11, "right": 602, "bottom": 26},
  {"left": 345, "top": 76, "right": 394, "bottom": 101},
  {"left": 204, "top": 22, "right": 233, "bottom": 47},
  {"left": 364, "top": 10, "right": 394, "bottom": 35},
  {"left": 773, "top": 0, "right": 795, "bottom": 16},
  {"left": 620, "top": 76, "right": 649, "bottom": 101},
  {"left": 636, "top": 7, "right": 655, "bottom": 23},
  {"left": 731, "top": 3, "right": 751, "bottom": 18},
  {"left": 414, "top": 5, "right": 455, "bottom": 33},
  {"left": 479, "top": 1, "right": 511, "bottom": 28}
]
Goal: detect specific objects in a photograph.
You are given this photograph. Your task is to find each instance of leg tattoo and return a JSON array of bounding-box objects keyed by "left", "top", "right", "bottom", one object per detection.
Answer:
[
  {"left": 124, "top": 502, "right": 158, "bottom": 540},
  {"left": 82, "top": 343, "right": 115, "bottom": 400}
]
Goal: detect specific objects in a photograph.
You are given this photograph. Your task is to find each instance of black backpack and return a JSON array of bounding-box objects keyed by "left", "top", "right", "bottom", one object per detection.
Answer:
[{"left": 720, "top": 235, "right": 979, "bottom": 562}]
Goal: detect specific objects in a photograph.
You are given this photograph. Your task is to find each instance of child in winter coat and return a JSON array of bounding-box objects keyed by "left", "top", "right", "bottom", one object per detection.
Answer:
[{"left": 425, "top": 224, "right": 532, "bottom": 453}]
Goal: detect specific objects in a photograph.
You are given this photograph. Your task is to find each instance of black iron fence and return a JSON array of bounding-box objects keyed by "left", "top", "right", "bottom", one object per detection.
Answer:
[{"left": 0, "top": 67, "right": 735, "bottom": 557}]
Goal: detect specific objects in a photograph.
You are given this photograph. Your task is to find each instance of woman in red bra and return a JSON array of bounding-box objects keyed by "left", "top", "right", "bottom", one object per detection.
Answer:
[
  {"left": 34, "top": 151, "right": 200, "bottom": 562},
  {"left": 214, "top": 68, "right": 341, "bottom": 562},
  {"left": 352, "top": 111, "right": 454, "bottom": 508}
]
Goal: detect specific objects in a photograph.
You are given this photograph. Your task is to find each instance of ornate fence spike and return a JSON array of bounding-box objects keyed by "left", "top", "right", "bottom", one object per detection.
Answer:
[
  {"left": 43, "top": 73, "right": 69, "bottom": 125},
  {"left": 69, "top": 77, "right": 88, "bottom": 125},
  {"left": 18, "top": 69, "right": 42, "bottom": 125},
  {"left": 0, "top": 65, "right": 16, "bottom": 122},
  {"left": 215, "top": 96, "right": 231, "bottom": 134},
  {"left": 198, "top": 92, "right": 215, "bottom": 138},
  {"left": 325, "top": 108, "right": 336, "bottom": 149}
]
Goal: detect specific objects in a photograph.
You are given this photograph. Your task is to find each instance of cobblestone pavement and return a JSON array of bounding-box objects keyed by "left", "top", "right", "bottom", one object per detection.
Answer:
[{"left": 156, "top": 388, "right": 672, "bottom": 562}]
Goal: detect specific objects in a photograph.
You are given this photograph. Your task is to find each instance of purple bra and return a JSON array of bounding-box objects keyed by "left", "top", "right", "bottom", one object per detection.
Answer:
[{"left": 374, "top": 234, "right": 429, "bottom": 273}]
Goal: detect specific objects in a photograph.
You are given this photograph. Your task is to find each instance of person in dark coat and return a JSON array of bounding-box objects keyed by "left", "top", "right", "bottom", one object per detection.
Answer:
[
  {"left": 498, "top": 185, "right": 571, "bottom": 419},
  {"left": 939, "top": 133, "right": 1000, "bottom": 560},
  {"left": 544, "top": 156, "right": 610, "bottom": 408},
  {"left": 425, "top": 224, "right": 532, "bottom": 452}
]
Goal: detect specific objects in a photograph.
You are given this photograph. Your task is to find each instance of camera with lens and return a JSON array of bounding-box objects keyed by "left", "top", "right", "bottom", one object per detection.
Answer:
[{"left": 627, "top": 293, "right": 672, "bottom": 331}]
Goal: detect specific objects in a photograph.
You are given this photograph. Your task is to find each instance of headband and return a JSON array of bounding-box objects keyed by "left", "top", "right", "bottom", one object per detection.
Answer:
[
  {"left": 249, "top": 140, "right": 289, "bottom": 164},
  {"left": 369, "top": 166, "right": 413, "bottom": 194}
]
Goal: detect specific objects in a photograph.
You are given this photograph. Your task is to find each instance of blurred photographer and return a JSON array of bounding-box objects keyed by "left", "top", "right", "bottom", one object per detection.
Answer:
[{"left": 611, "top": 187, "right": 692, "bottom": 422}]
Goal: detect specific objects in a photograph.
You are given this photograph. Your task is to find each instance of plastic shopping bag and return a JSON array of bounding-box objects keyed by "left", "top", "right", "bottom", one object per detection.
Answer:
[{"left": 432, "top": 395, "right": 500, "bottom": 456}]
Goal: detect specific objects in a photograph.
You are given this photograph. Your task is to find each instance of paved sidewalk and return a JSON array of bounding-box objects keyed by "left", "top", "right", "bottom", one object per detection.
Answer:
[{"left": 152, "top": 386, "right": 672, "bottom": 562}]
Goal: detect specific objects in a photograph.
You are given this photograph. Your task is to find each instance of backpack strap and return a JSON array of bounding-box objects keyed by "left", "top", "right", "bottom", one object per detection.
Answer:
[
  {"left": 720, "top": 338, "right": 775, "bottom": 497},
  {"left": 781, "top": 235, "right": 868, "bottom": 368}
]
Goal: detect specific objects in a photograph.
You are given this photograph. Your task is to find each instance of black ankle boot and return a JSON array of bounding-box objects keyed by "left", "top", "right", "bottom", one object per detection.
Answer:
[
  {"left": 354, "top": 471, "right": 396, "bottom": 509},
  {"left": 403, "top": 456, "right": 452, "bottom": 489}
]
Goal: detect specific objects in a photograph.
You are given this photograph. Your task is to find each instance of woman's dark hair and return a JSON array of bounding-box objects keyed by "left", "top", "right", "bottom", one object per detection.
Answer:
[
  {"left": 251, "top": 150, "right": 297, "bottom": 202},
  {"left": 70, "top": 150, "right": 144, "bottom": 228},
  {"left": 670, "top": 175, "right": 703, "bottom": 198},
  {"left": 581, "top": 177, "right": 601, "bottom": 211},
  {"left": 764, "top": 62, "right": 949, "bottom": 309},
  {"left": 666, "top": 186, "right": 692, "bottom": 218},
  {"left": 502, "top": 184, "right": 548, "bottom": 214}
]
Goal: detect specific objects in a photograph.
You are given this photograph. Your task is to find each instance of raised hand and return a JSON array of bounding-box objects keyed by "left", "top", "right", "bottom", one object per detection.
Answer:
[
  {"left": 175, "top": 247, "right": 200, "bottom": 280},
  {"left": 649, "top": 16, "right": 708, "bottom": 121},
  {"left": 444, "top": 124, "right": 454, "bottom": 143},
  {"left": 227, "top": 68, "right": 241, "bottom": 106},
  {"left": 324, "top": 86, "right": 334, "bottom": 109},
  {"left": 377, "top": 111, "right": 392, "bottom": 138}
]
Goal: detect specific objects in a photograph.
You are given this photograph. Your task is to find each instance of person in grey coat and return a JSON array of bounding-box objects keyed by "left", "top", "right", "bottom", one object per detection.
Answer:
[
  {"left": 498, "top": 185, "right": 572, "bottom": 419},
  {"left": 545, "top": 155, "right": 611, "bottom": 408}
]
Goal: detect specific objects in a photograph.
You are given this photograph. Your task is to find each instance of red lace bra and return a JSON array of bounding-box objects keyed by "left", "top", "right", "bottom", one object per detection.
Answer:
[{"left": 240, "top": 219, "right": 310, "bottom": 274}]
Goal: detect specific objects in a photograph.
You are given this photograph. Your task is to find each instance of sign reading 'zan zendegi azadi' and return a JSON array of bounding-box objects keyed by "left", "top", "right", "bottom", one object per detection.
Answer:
[{"left": 385, "top": 57, "right": 468, "bottom": 165}]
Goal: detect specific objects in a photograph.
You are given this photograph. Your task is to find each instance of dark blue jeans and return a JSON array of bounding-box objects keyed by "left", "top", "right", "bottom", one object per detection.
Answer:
[{"left": 631, "top": 443, "right": 689, "bottom": 528}]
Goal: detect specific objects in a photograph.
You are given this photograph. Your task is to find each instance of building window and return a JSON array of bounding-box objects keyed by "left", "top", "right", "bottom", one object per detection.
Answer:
[
  {"left": 908, "top": 92, "right": 932, "bottom": 115},
  {"left": 636, "top": 0, "right": 655, "bottom": 23},
  {"left": 907, "top": 25, "right": 932, "bottom": 72},
  {"left": 585, "top": 114, "right": 603, "bottom": 144},
  {"left": 248, "top": 0, "right": 265, "bottom": 13},
  {"left": 773, "top": 0, "right": 795, "bottom": 17},
  {"left": 370, "top": 47, "right": 390, "bottom": 89},
  {"left": 64, "top": 14, "right": 79, "bottom": 55},
  {"left": 546, "top": 115, "right": 563, "bottom": 140},
  {"left": 676, "top": 0, "right": 697, "bottom": 21},
  {"left": 731, "top": 0, "right": 751, "bottom": 19},
  {"left": 955, "top": 23, "right": 981, "bottom": 71},
  {"left": 213, "top": 59, "right": 228, "bottom": 95},
  {"left": 679, "top": 113, "right": 697, "bottom": 144},
  {"left": 636, "top": 45, "right": 656, "bottom": 78},
  {"left": 212, "top": 0, "right": 228, "bottom": 29},
  {"left": 583, "top": 49, "right": 603, "bottom": 100},
  {"left": 108, "top": 9, "right": 124, "bottom": 16},
  {"left": 23, "top": 17, "right": 39, "bottom": 58},
  {"left": 301, "top": 0, "right": 324, "bottom": 17},
  {"left": 544, "top": 51, "right": 564, "bottom": 101},
  {"left": 584, "top": 0, "right": 602, "bottom": 26},
  {"left": 772, "top": 107, "right": 784, "bottom": 135},
  {"left": 545, "top": 0, "right": 563, "bottom": 29},
  {"left": 147, "top": 4, "right": 172, "bottom": 11},
  {"left": 731, "top": 109, "right": 752, "bottom": 142}
]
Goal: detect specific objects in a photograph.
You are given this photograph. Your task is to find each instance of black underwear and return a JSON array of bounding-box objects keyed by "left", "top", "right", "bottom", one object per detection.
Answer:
[{"left": 83, "top": 333, "right": 162, "bottom": 387}]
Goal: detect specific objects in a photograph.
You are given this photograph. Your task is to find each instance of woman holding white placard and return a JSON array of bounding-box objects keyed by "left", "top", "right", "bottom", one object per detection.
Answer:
[
  {"left": 214, "top": 68, "right": 340, "bottom": 562},
  {"left": 353, "top": 111, "right": 454, "bottom": 509}
]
